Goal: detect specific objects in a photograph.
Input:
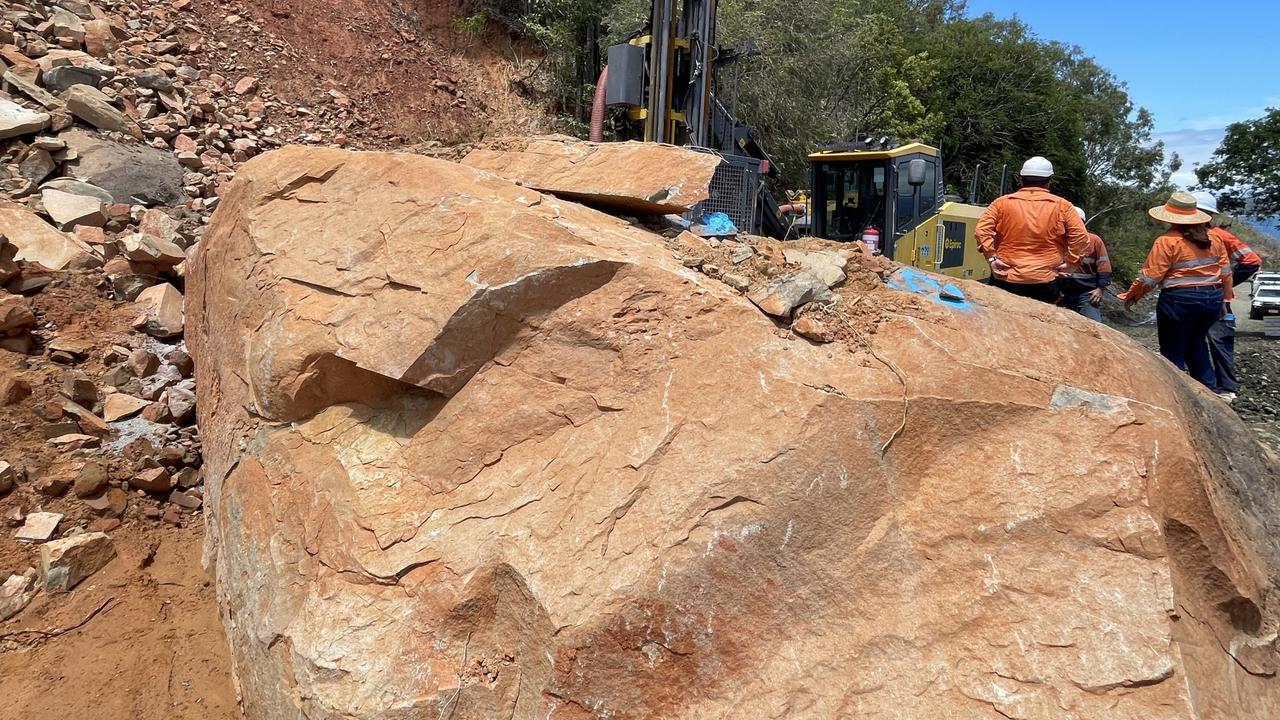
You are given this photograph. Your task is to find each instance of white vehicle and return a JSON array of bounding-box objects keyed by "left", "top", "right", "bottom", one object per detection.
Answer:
[
  {"left": 1252, "top": 272, "right": 1280, "bottom": 297},
  {"left": 1251, "top": 286, "right": 1280, "bottom": 319}
]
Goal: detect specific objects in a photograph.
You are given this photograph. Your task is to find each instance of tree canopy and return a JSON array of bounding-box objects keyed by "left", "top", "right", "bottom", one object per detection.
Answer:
[{"left": 1196, "top": 108, "right": 1280, "bottom": 219}]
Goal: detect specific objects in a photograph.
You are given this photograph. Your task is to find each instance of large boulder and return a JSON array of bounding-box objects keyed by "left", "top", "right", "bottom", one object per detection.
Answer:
[
  {"left": 190, "top": 146, "right": 1280, "bottom": 720},
  {"left": 462, "top": 135, "right": 723, "bottom": 214}
]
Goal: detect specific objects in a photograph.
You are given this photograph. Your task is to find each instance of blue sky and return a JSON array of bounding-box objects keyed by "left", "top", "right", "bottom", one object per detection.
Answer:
[{"left": 963, "top": 0, "right": 1280, "bottom": 188}]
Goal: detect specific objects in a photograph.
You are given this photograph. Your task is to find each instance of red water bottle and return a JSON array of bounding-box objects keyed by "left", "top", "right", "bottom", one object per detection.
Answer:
[{"left": 861, "top": 228, "right": 880, "bottom": 255}]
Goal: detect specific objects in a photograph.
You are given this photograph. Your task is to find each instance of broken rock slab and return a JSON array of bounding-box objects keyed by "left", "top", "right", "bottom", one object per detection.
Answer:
[
  {"left": 43, "top": 65, "right": 100, "bottom": 93},
  {"left": 192, "top": 145, "right": 1280, "bottom": 720},
  {"left": 103, "top": 392, "right": 149, "bottom": 421},
  {"left": 60, "top": 128, "right": 184, "bottom": 205},
  {"left": 0, "top": 201, "right": 99, "bottom": 269},
  {"left": 19, "top": 148, "right": 56, "bottom": 184},
  {"left": 61, "top": 84, "right": 132, "bottom": 133},
  {"left": 133, "top": 282, "right": 183, "bottom": 337},
  {"left": 462, "top": 135, "right": 723, "bottom": 215},
  {"left": 41, "top": 531, "right": 115, "bottom": 593},
  {"left": 0, "top": 97, "right": 50, "bottom": 138},
  {"left": 0, "top": 569, "right": 38, "bottom": 621},
  {"left": 40, "top": 178, "right": 115, "bottom": 205},
  {"left": 3, "top": 70, "right": 65, "bottom": 111},
  {"left": 0, "top": 292, "right": 36, "bottom": 332},
  {"left": 747, "top": 271, "right": 833, "bottom": 318},
  {"left": 15, "top": 511, "right": 62, "bottom": 542},
  {"left": 120, "top": 232, "right": 184, "bottom": 265},
  {"left": 783, "top": 247, "right": 848, "bottom": 288},
  {"left": 41, "top": 188, "right": 105, "bottom": 229}
]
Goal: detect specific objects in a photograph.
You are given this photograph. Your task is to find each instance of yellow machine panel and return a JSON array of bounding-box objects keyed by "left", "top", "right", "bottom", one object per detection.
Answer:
[{"left": 894, "top": 202, "right": 990, "bottom": 281}]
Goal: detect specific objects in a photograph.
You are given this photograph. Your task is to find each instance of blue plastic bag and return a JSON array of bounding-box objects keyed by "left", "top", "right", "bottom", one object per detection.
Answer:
[{"left": 694, "top": 212, "right": 738, "bottom": 237}]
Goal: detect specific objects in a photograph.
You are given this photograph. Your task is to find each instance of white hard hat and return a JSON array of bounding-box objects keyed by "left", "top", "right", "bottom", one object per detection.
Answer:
[
  {"left": 1074, "top": 206, "right": 1086, "bottom": 222},
  {"left": 1021, "top": 156, "right": 1054, "bottom": 178},
  {"left": 1190, "top": 191, "right": 1219, "bottom": 215}
]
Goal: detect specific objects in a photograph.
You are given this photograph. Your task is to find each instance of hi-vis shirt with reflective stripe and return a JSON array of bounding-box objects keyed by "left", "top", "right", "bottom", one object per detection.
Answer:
[
  {"left": 1210, "top": 227, "right": 1262, "bottom": 268},
  {"left": 975, "top": 187, "right": 1090, "bottom": 284},
  {"left": 1120, "top": 229, "right": 1232, "bottom": 304},
  {"left": 1063, "top": 232, "right": 1112, "bottom": 288}
]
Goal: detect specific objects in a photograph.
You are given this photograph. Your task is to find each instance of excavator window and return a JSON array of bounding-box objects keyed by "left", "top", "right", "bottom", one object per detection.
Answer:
[
  {"left": 893, "top": 155, "right": 939, "bottom": 235},
  {"left": 815, "top": 162, "right": 886, "bottom": 241}
]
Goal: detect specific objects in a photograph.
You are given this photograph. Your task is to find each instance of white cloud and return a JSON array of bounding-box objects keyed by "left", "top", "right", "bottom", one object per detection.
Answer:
[
  {"left": 1154, "top": 99, "right": 1280, "bottom": 189},
  {"left": 1155, "top": 127, "right": 1226, "bottom": 188}
]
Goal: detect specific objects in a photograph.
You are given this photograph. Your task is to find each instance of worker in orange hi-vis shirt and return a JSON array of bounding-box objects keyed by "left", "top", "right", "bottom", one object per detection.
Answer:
[
  {"left": 1057, "top": 206, "right": 1112, "bottom": 322},
  {"left": 1119, "top": 192, "right": 1233, "bottom": 393},
  {"left": 1191, "top": 192, "right": 1262, "bottom": 402},
  {"left": 976, "top": 156, "right": 1091, "bottom": 305}
]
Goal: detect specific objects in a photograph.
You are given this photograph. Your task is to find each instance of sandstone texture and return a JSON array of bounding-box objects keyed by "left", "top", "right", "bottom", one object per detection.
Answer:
[
  {"left": 191, "top": 146, "right": 1280, "bottom": 720},
  {"left": 462, "top": 134, "right": 723, "bottom": 214},
  {"left": 0, "top": 201, "right": 99, "bottom": 269}
]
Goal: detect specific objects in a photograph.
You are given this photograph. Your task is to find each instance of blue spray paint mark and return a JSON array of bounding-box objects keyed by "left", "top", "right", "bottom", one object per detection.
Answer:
[{"left": 886, "top": 268, "right": 974, "bottom": 310}]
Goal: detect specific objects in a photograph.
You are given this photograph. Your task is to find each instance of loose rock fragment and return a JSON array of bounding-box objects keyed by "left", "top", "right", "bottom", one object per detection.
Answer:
[
  {"left": 131, "top": 467, "right": 172, "bottom": 493},
  {"left": 747, "top": 271, "right": 832, "bottom": 318},
  {"left": 120, "top": 232, "right": 184, "bottom": 265},
  {"left": 0, "top": 461, "right": 16, "bottom": 495},
  {"left": 0, "top": 97, "right": 51, "bottom": 138},
  {"left": 0, "top": 570, "right": 38, "bottom": 621},
  {"left": 15, "top": 511, "right": 62, "bottom": 542},
  {"left": 73, "top": 461, "right": 109, "bottom": 497},
  {"left": 793, "top": 315, "right": 835, "bottom": 343},
  {"left": 41, "top": 188, "right": 106, "bottom": 229},
  {"left": 82, "top": 488, "right": 127, "bottom": 518},
  {"left": 103, "top": 392, "right": 149, "bottom": 421},
  {"left": 41, "top": 532, "right": 115, "bottom": 593},
  {"left": 0, "top": 293, "right": 36, "bottom": 332},
  {"left": 133, "top": 282, "right": 184, "bottom": 337},
  {"left": 0, "top": 202, "right": 98, "bottom": 269},
  {"left": 62, "top": 84, "right": 132, "bottom": 133}
]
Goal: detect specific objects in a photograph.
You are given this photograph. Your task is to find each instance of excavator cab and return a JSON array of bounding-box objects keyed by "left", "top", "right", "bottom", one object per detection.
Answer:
[{"left": 808, "top": 141, "right": 990, "bottom": 281}]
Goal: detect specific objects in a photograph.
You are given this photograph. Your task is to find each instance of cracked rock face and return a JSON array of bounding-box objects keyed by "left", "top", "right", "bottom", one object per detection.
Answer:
[
  {"left": 190, "top": 146, "right": 1280, "bottom": 720},
  {"left": 461, "top": 134, "right": 723, "bottom": 215}
]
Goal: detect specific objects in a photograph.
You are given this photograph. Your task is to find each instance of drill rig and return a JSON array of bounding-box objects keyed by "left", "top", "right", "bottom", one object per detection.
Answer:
[
  {"left": 600, "top": 0, "right": 789, "bottom": 238},
  {"left": 598, "top": 0, "right": 989, "bottom": 281}
]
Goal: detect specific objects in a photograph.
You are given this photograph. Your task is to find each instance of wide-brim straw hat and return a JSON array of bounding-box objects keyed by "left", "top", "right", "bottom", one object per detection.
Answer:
[{"left": 1149, "top": 191, "right": 1211, "bottom": 225}]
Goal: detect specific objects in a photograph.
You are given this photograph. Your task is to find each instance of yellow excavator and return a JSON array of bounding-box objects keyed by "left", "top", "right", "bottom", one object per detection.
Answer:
[{"left": 807, "top": 140, "right": 991, "bottom": 281}]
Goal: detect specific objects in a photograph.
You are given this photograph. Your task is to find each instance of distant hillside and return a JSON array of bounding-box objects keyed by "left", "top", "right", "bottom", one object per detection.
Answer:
[{"left": 1236, "top": 219, "right": 1280, "bottom": 269}]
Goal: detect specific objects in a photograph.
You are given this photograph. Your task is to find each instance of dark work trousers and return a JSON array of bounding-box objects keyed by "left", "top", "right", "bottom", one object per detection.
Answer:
[
  {"left": 1205, "top": 264, "right": 1258, "bottom": 393},
  {"left": 1058, "top": 280, "right": 1103, "bottom": 322},
  {"left": 992, "top": 277, "right": 1060, "bottom": 304},
  {"left": 1207, "top": 311, "right": 1236, "bottom": 393},
  {"left": 1157, "top": 286, "right": 1224, "bottom": 390}
]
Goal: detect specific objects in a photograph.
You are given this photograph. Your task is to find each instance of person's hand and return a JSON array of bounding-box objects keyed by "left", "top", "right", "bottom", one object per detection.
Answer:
[
  {"left": 990, "top": 257, "right": 1012, "bottom": 273},
  {"left": 1054, "top": 262, "right": 1070, "bottom": 274},
  {"left": 1088, "top": 288, "right": 1104, "bottom": 306},
  {"left": 1122, "top": 294, "right": 1138, "bottom": 312}
]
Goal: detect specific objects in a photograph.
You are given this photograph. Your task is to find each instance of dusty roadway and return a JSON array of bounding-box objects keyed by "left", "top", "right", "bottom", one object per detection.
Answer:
[{"left": 1231, "top": 286, "right": 1280, "bottom": 450}]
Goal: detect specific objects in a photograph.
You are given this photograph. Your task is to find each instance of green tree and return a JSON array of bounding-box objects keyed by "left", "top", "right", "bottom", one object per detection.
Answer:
[
  {"left": 715, "top": 0, "right": 941, "bottom": 185},
  {"left": 914, "top": 15, "right": 1086, "bottom": 200},
  {"left": 1196, "top": 108, "right": 1280, "bottom": 218}
]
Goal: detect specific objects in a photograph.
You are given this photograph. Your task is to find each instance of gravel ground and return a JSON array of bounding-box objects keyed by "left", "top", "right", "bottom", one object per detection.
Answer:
[{"left": 1104, "top": 290, "right": 1280, "bottom": 454}]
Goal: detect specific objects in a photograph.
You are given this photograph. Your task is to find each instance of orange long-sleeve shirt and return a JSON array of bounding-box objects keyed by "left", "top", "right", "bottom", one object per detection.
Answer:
[
  {"left": 975, "top": 187, "right": 1091, "bottom": 284},
  {"left": 1120, "top": 229, "right": 1233, "bottom": 304},
  {"left": 1209, "top": 227, "right": 1262, "bottom": 268},
  {"left": 1062, "top": 232, "right": 1113, "bottom": 288}
]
